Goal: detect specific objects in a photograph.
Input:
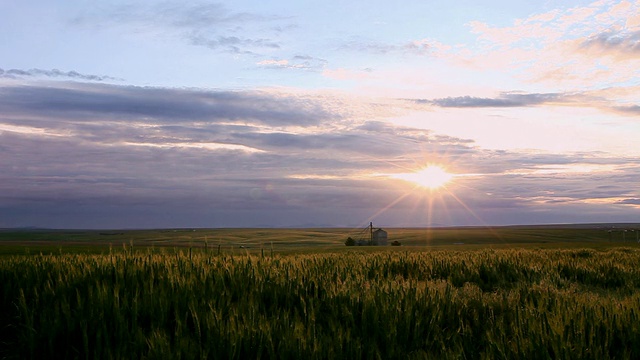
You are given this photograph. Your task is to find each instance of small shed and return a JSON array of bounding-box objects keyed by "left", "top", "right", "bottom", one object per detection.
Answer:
[{"left": 372, "top": 228, "right": 388, "bottom": 245}]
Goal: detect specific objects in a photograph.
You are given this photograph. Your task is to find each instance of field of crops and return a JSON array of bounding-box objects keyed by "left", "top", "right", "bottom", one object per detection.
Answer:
[
  {"left": 1, "top": 224, "right": 637, "bottom": 256},
  {"left": 2, "top": 246, "right": 640, "bottom": 359}
]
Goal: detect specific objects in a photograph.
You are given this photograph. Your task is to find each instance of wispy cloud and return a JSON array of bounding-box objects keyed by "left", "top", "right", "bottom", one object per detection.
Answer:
[
  {"left": 616, "top": 198, "right": 640, "bottom": 206},
  {"left": 191, "top": 35, "right": 280, "bottom": 54},
  {"left": 71, "top": 2, "right": 288, "bottom": 55},
  {"left": 340, "top": 38, "right": 434, "bottom": 56},
  {"left": 457, "top": 0, "right": 640, "bottom": 88},
  {"left": 72, "top": 2, "right": 279, "bottom": 31},
  {"left": 426, "top": 93, "right": 562, "bottom": 108},
  {"left": 0, "top": 68, "right": 121, "bottom": 82},
  {"left": 256, "top": 55, "right": 328, "bottom": 70},
  {"left": 405, "top": 91, "right": 640, "bottom": 116}
]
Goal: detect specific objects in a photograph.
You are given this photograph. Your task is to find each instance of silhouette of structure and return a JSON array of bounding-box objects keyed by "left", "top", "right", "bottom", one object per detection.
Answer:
[{"left": 349, "top": 222, "right": 388, "bottom": 246}]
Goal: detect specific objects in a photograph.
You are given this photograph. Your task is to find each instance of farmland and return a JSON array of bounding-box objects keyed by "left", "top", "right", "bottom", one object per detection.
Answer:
[
  {"left": 2, "top": 225, "right": 640, "bottom": 358},
  {"left": 1, "top": 223, "right": 638, "bottom": 256}
]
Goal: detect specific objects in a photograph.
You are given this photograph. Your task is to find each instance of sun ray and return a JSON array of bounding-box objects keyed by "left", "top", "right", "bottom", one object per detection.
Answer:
[
  {"left": 439, "top": 187, "right": 508, "bottom": 244},
  {"left": 364, "top": 190, "right": 416, "bottom": 227}
]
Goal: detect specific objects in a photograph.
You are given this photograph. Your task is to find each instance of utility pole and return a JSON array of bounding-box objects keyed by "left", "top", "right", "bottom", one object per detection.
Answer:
[{"left": 370, "top": 222, "right": 373, "bottom": 245}]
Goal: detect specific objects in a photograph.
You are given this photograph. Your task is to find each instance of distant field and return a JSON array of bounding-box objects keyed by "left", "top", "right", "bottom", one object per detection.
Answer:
[{"left": 1, "top": 223, "right": 639, "bottom": 255}]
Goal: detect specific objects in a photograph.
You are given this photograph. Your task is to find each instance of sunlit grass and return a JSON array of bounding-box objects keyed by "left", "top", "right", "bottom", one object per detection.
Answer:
[{"left": 2, "top": 247, "right": 640, "bottom": 358}]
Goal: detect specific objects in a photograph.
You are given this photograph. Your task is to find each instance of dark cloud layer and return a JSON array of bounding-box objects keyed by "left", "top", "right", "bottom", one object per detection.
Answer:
[
  {"left": 1, "top": 82, "right": 637, "bottom": 228},
  {"left": 0, "top": 84, "right": 334, "bottom": 126}
]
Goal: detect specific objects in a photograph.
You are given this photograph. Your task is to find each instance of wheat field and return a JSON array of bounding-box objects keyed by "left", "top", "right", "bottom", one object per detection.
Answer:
[{"left": 2, "top": 246, "right": 640, "bottom": 359}]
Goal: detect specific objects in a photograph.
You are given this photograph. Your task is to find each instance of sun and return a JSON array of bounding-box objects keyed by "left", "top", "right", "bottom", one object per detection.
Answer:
[{"left": 393, "top": 165, "right": 453, "bottom": 190}]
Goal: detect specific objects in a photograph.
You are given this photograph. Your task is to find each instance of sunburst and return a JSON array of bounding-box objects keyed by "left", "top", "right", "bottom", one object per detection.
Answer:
[{"left": 393, "top": 165, "right": 453, "bottom": 190}]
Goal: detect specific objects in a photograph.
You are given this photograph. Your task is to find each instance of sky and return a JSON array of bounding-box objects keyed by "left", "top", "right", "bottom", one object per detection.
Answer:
[{"left": 1, "top": 0, "right": 639, "bottom": 229}]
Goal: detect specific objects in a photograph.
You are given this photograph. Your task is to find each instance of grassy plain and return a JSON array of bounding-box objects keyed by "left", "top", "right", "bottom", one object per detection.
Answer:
[
  {"left": 1, "top": 223, "right": 639, "bottom": 256},
  {"left": 2, "top": 224, "right": 640, "bottom": 358}
]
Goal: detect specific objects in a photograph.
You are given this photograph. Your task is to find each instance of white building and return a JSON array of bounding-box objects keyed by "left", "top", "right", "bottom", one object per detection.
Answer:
[{"left": 372, "top": 228, "right": 388, "bottom": 245}]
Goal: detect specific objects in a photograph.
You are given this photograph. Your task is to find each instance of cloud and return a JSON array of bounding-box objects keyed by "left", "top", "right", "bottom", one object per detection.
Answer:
[
  {"left": 71, "top": 2, "right": 288, "bottom": 55},
  {"left": 579, "top": 29, "right": 640, "bottom": 59},
  {"left": 340, "top": 38, "right": 434, "bottom": 56},
  {"left": 0, "top": 81, "right": 473, "bottom": 227},
  {"left": 0, "top": 81, "right": 476, "bottom": 167},
  {"left": 256, "top": 55, "right": 328, "bottom": 70},
  {"left": 0, "top": 84, "right": 337, "bottom": 126},
  {"left": 615, "top": 198, "right": 640, "bottom": 205},
  {"left": 231, "top": 126, "right": 473, "bottom": 158},
  {"left": 614, "top": 104, "right": 640, "bottom": 114},
  {"left": 190, "top": 35, "right": 280, "bottom": 54},
  {"left": 457, "top": 1, "right": 640, "bottom": 88},
  {"left": 72, "top": 2, "right": 276, "bottom": 30},
  {"left": 405, "top": 90, "right": 640, "bottom": 116},
  {"left": 427, "top": 93, "right": 562, "bottom": 108},
  {"left": 0, "top": 68, "right": 121, "bottom": 82},
  {"left": 257, "top": 59, "right": 290, "bottom": 67},
  {"left": 1, "top": 80, "right": 638, "bottom": 228},
  {"left": 355, "top": 120, "right": 474, "bottom": 147}
]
